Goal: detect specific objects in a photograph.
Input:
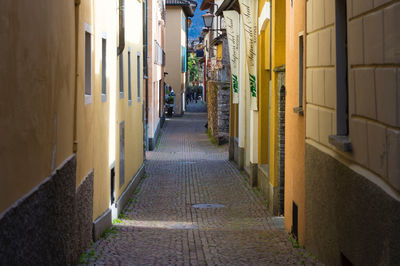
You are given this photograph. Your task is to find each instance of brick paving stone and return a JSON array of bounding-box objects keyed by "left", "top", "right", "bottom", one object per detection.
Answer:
[
  {"left": 185, "top": 101, "right": 207, "bottom": 113},
  {"left": 80, "top": 112, "right": 323, "bottom": 266}
]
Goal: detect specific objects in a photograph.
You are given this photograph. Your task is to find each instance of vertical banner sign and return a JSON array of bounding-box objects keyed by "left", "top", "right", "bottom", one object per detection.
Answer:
[
  {"left": 239, "top": 0, "right": 258, "bottom": 110},
  {"left": 223, "top": 10, "right": 240, "bottom": 104}
]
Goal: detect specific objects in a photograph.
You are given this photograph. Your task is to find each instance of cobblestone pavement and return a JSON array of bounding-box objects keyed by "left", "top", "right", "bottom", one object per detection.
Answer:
[
  {"left": 185, "top": 101, "right": 207, "bottom": 113},
  {"left": 81, "top": 113, "right": 322, "bottom": 265}
]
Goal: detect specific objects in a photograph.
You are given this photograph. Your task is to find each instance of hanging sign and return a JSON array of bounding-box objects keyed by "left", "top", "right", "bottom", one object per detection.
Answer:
[
  {"left": 239, "top": 0, "right": 258, "bottom": 110},
  {"left": 223, "top": 10, "right": 240, "bottom": 104}
]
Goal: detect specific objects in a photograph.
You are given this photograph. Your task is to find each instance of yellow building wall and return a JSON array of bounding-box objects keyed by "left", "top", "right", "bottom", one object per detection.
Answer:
[
  {"left": 217, "top": 43, "right": 223, "bottom": 60},
  {"left": 269, "top": 0, "right": 286, "bottom": 187},
  {"left": 116, "top": 0, "right": 144, "bottom": 199},
  {"left": 75, "top": 0, "right": 144, "bottom": 219},
  {"left": 0, "top": 0, "right": 76, "bottom": 213},
  {"left": 91, "top": 0, "right": 117, "bottom": 220},
  {"left": 284, "top": 0, "right": 306, "bottom": 245},
  {"left": 76, "top": 0, "right": 95, "bottom": 190},
  {"left": 258, "top": 0, "right": 270, "bottom": 166}
]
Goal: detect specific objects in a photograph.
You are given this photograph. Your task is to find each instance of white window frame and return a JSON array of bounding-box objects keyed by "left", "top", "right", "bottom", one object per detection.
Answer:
[
  {"left": 101, "top": 32, "right": 107, "bottom": 102},
  {"left": 128, "top": 47, "right": 132, "bottom": 106},
  {"left": 84, "top": 23, "right": 92, "bottom": 105},
  {"left": 119, "top": 53, "right": 124, "bottom": 99},
  {"left": 137, "top": 52, "right": 141, "bottom": 101}
]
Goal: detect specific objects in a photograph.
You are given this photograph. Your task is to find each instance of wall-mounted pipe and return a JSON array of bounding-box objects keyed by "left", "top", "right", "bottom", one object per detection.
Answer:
[
  {"left": 73, "top": 0, "right": 81, "bottom": 153},
  {"left": 117, "top": 0, "right": 125, "bottom": 56}
]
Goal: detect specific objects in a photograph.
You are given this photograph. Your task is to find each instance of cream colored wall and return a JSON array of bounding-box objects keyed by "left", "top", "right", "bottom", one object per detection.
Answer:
[
  {"left": 0, "top": 0, "right": 75, "bottom": 213},
  {"left": 306, "top": 0, "right": 400, "bottom": 193},
  {"left": 165, "top": 6, "right": 185, "bottom": 114},
  {"left": 148, "top": 0, "right": 165, "bottom": 138},
  {"left": 116, "top": 0, "right": 144, "bottom": 198},
  {"left": 238, "top": 17, "right": 246, "bottom": 149}
]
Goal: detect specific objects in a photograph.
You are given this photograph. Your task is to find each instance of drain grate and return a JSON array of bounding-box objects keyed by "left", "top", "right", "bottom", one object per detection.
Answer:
[{"left": 192, "top": 203, "right": 226, "bottom": 209}]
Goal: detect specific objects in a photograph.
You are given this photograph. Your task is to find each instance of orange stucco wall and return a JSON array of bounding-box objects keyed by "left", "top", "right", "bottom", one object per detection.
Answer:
[{"left": 284, "top": 0, "right": 306, "bottom": 245}]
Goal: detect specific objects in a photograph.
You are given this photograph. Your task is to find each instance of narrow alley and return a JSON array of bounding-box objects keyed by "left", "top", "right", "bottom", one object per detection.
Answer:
[
  {"left": 80, "top": 107, "right": 320, "bottom": 265},
  {"left": 1, "top": 0, "right": 399, "bottom": 265}
]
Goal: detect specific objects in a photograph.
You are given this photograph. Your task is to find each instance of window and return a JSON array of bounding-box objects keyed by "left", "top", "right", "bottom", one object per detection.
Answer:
[
  {"left": 119, "top": 121, "right": 125, "bottom": 187},
  {"left": 329, "top": 0, "right": 351, "bottom": 151},
  {"left": 137, "top": 53, "right": 141, "bottom": 100},
  {"left": 128, "top": 49, "right": 132, "bottom": 105},
  {"left": 119, "top": 54, "right": 124, "bottom": 98},
  {"left": 159, "top": 79, "right": 162, "bottom": 117},
  {"left": 101, "top": 37, "right": 107, "bottom": 102},
  {"left": 110, "top": 167, "right": 115, "bottom": 204},
  {"left": 181, "top": 46, "right": 187, "bottom": 73},
  {"left": 154, "top": 41, "right": 165, "bottom": 66},
  {"left": 84, "top": 25, "right": 92, "bottom": 104},
  {"left": 294, "top": 34, "right": 304, "bottom": 115}
]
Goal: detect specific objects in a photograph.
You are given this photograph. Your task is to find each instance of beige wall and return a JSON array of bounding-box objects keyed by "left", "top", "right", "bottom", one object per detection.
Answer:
[
  {"left": 148, "top": 0, "right": 166, "bottom": 139},
  {"left": 305, "top": 0, "right": 336, "bottom": 149},
  {"left": 0, "top": 0, "right": 75, "bottom": 213},
  {"left": 347, "top": 0, "right": 400, "bottom": 190},
  {"left": 306, "top": 0, "right": 400, "bottom": 195},
  {"left": 165, "top": 6, "right": 186, "bottom": 115}
]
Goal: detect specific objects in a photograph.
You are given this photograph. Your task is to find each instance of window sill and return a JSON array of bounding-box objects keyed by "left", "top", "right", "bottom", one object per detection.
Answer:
[
  {"left": 85, "top": 94, "right": 92, "bottom": 105},
  {"left": 329, "top": 135, "right": 352, "bottom": 152},
  {"left": 101, "top": 94, "right": 107, "bottom": 103},
  {"left": 120, "top": 92, "right": 124, "bottom": 99},
  {"left": 137, "top": 97, "right": 141, "bottom": 102},
  {"left": 128, "top": 99, "right": 132, "bottom": 106},
  {"left": 293, "top": 106, "right": 304, "bottom": 115}
]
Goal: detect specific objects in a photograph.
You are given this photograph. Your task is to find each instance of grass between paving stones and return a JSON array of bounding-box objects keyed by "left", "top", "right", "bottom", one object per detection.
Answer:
[
  {"left": 80, "top": 170, "right": 147, "bottom": 265},
  {"left": 79, "top": 249, "right": 97, "bottom": 265},
  {"left": 113, "top": 218, "right": 123, "bottom": 224},
  {"left": 79, "top": 227, "right": 118, "bottom": 265},
  {"left": 288, "top": 235, "right": 318, "bottom": 263},
  {"left": 118, "top": 212, "right": 128, "bottom": 219},
  {"left": 207, "top": 129, "right": 217, "bottom": 145},
  {"left": 155, "top": 131, "right": 163, "bottom": 149}
]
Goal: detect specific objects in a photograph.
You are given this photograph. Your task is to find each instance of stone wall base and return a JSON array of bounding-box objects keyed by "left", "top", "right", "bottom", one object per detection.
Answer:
[
  {"left": 249, "top": 163, "right": 258, "bottom": 187},
  {"left": 257, "top": 164, "right": 281, "bottom": 216},
  {"left": 233, "top": 138, "right": 239, "bottom": 163},
  {"left": 305, "top": 143, "right": 400, "bottom": 266},
  {"left": 229, "top": 136, "right": 235, "bottom": 161},
  {"left": 93, "top": 209, "right": 112, "bottom": 241},
  {"left": 116, "top": 164, "right": 145, "bottom": 215},
  {"left": 0, "top": 155, "right": 93, "bottom": 265},
  {"left": 237, "top": 146, "right": 245, "bottom": 170},
  {"left": 148, "top": 120, "right": 161, "bottom": 151}
]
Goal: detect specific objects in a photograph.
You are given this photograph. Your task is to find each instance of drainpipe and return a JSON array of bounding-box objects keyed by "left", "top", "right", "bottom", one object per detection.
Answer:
[
  {"left": 143, "top": 0, "right": 149, "bottom": 152},
  {"left": 117, "top": 0, "right": 125, "bottom": 56},
  {"left": 73, "top": 0, "right": 81, "bottom": 153}
]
